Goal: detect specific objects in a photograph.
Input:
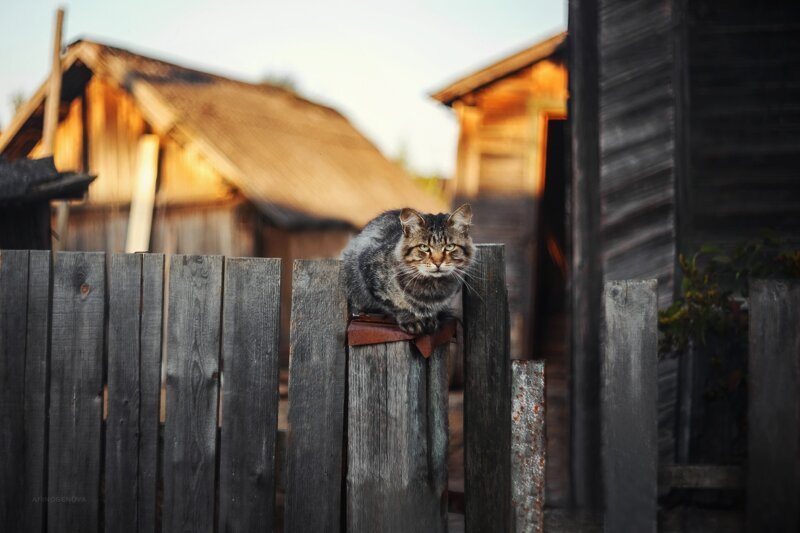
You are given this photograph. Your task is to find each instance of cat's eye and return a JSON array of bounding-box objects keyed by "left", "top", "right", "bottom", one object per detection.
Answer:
[
  {"left": 445, "top": 244, "right": 456, "bottom": 252},
  {"left": 419, "top": 244, "right": 430, "bottom": 252}
]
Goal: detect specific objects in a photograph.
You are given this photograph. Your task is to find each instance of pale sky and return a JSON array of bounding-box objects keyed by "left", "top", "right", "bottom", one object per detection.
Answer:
[{"left": 0, "top": 0, "right": 565, "bottom": 177}]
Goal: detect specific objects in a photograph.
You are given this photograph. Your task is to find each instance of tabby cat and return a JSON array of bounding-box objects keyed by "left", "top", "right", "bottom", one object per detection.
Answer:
[{"left": 342, "top": 204, "right": 474, "bottom": 335}]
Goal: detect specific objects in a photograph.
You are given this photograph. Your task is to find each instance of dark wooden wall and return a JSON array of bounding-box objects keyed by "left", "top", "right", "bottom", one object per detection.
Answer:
[{"left": 685, "top": 1, "right": 800, "bottom": 251}]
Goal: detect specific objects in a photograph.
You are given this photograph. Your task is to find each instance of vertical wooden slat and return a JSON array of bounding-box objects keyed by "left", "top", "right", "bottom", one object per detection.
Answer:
[
  {"left": 48, "top": 252, "right": 105, "bottom": 533},
  {"left": 105, "top": 253, "right": 163, "bottom": 533},
  {"left": 511, "top": 360, "right": 546, "bottom": 533},
  {"left": 0, "top": 250, "right": 30, "bottom": 532},
  {"left": 347, "top": 342, "right": 449, "bottom": 532},
  {"left": 106, "top": 254, "right": 143, "bottom": 532},
  {"left": 602, "top": 280, "right": 658, "bottom": 533},
  {"left": 163, "top": 255, "right": 223, "bottom": 533},
  {"left": 138, "top": 254, "right": 164, "bottom": 533},
  {"left": 218, "top": 257, "right": 281, "bottom": 532},
  {"left": 24, "top": 250, "right": 52, "bottom": 533},
  {"left": 748, "top": 280, "right": 800, "bottom": 531},
  {"left": 284, "top": 259, "right": 347, "bottom": 532},
  {"left": 463, "top": 244, "right": 511, "bottom": 532}
]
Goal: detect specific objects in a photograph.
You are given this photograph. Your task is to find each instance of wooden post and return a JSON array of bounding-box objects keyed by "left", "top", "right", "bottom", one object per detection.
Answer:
[
  {"left": 568, "top": 0, "right": 603, "bottom": 511},
  {"left": 218, "top": 257, "right": 281, "bottom": 532},
  {"left": 463, "top": 244, "right": 512, "bottom": 532},
  {"left": 44, "top": 8, "right": 69, "bottom": 251},
  {"left": 125, "top": 136, "right": 161, "bottom": 253},
  {"left": 346, "top": 342, "right": 449, "bottom": 532},
  {"left": 602, "top": 280, "right": 658, "bottom": 533},
  {"left": 48, "top": 252, "right": 105, "bottom": 533},
  {"left": 748, "top": 280, "right": 800, "bottom": 531},
  {"left": 511, "top": 360, "right": 546, "bottom": 533},
  {"left": 105, "top": 253, "right": 163, "bottom": 533},
  {"left": 284, "top": 260, "right": 348, "bottom": 532},
  {"left": 162, "top": 255, "right": 223, "bottom": 533}
]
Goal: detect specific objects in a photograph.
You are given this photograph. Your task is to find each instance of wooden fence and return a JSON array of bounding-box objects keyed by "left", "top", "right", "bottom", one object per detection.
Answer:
[
  {"left": 600, "top": 279, "right": 800, "bottom": 532},
  {"left": 0, "top": 245, "right": 547, "bottom": 533}
]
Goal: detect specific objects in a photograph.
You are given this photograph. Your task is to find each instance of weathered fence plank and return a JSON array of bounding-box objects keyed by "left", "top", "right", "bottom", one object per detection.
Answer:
[
  {"left": 24, "top": 250, "right": 52, "bottom": 533},
  {"left": 138, "top": 254, "right": 164, "bottom": 533},
  {"left": 284, "top": 259, "right": 348, "bottom": 532},
  {"left": 748, "top": 280, "right": 800, "bottom": 532},
  {"left": 163, "top": 255, "right": 223, "bottom": 533},
  {"left": 218, "top": 257, "right": 281, "bottom": 532},
  {"left": 48, "top": 252, "right": 106, "bottom": 533},
  {"left": 0, "top": 250, "right": 30, "bottom": 532},
  {"left": 106, "top": 253, "right": 164, "bottom": 533},
  {"left": 347, "top": 342, "right": 449, "bottom": 532},
  {"left": 602, "top": 280, "right": 658, "bottom": 533},
  {"left": 511, "top": 360, "right": 546, "bottom": 533},
  {"left": 463, "top": 244, "right": 512, "bottom": 532}
]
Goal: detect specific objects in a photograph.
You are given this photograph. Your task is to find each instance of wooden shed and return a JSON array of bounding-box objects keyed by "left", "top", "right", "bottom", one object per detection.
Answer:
[
  {"left": 431, "top": 31, "right": 570, "bottom": 506},
  {"left": 568, "top": 0, "right": 800, "bottom": 513},
  {"left": 0, "top": 38, "right": 444, "bottom": 257}
]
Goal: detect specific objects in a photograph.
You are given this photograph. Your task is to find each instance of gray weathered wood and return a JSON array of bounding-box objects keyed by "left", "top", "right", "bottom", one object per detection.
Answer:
[
  {"left": 462, "top": 244, "right": 512, "bottom": 532},
  {"left": 163, "top": 255, "right": 223, "bottom": 533},
  {"left": 106, "top": 254, "right": 143, "bottom": 532},
  {"left": 0, "top": 250, "right": 30, "bottom": 532},
  {"left": 24, "top": 250, "right": 52, "bottom": 533},
  {"left": 347, "top": 342, "right": 449, "bottom": 532},
  {"left": 568, "top": 0, "right": 603, "bottom": 511},
  {"left": 48, "top": 252, "right": 105, "bottom": 533},
  {"left": 511, "top": 360, "right": 546, "bottom": 533},
  {"left": 284, "top": 259, "right": 348, "bottom": 532},
  {"left": 748, "top": 280, "right": 800, "bottom": 532},
  {"left": 138, "top": 254, "right": 164, "bottom": 533},
  {"left": 218, "top": 257, "right": 281, "bottom": 533},
  {"left": 105, "top": 253, "right": 164, "bottom": 533},
  {"left": 601, "top": 280, "right": 658, "bottom": 533}
]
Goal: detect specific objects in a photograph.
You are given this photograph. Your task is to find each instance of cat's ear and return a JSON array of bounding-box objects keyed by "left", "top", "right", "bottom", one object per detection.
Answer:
[
  {"left": 448, "top": 203, "right": 472, "bottom": 234},
  {"left": 399, "top": 208, "right": 426, "bottom": 237}
]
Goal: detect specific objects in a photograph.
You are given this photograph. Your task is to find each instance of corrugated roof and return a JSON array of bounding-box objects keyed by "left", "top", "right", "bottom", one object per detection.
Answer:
[
  {"left": 430, "top": 31, "right": 567, "bottom": 106},
  {"left": 0, "top": 40, "right": 446, "bottom": 228}
]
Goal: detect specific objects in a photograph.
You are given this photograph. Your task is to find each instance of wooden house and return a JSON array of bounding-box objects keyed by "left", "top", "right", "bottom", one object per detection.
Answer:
[
  {"left": 0, "top": 39, "right": 445, "bottom": 357},
  {"left": 432, "top": 32, "right": 570, "bottom": 506},
  {"left": 568, "top": 0, "right": 800, "bottom": 514},
  {"left": 0, "top": 38, "right": 444, "bottom": 257},
  {"left": 432, "top": 31, "right": 567, "bottom": 362}
]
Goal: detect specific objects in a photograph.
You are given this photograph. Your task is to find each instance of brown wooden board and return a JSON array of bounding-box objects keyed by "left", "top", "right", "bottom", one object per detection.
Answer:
[
  {"left": 24, "top": 250, "right": 52, "bottom": 533},
  {"left": 601, "top": 280, "right": 658, "bottom": 533},
  {"left": 0, "top": 250, "right": 30, "bottom": 532},
  {"left": 163, "top": 255, "right": 223, "bottom": 533},
  {"left": 48, "top": 252, "right": 105, "bottom": 533},
  {"left": 462, "top": 244, "right": 511, "bottom": 532},
  {"left": 284, "top": 259, "right": 348, "bottom": 532},
  {"left": 748, "top": 280, "right": 800, "bottom": 531},
  {"left": 105, "top": 253, "right": 164, "bottom": 533},
  {"left": 346, "top": 342, "right": 448, "bottom": 532},
  {"left": 218, "top": 257, "right": 281, "bottom": 532}
]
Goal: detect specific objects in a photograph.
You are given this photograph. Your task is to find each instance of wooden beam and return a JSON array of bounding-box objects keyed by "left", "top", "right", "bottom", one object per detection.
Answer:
[
  {"left": 45, "top": 8, "right": 68, "bottom": 251},
  {"left": 125, "top": 135, "right": 160, "bottom": 252},
  {"left": 568, "top": 0, "right": 603, "bottom": 511}
]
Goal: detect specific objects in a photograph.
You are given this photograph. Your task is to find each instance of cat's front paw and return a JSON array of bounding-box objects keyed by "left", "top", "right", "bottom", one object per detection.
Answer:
[{"left": 398, "top": 316, "right": 438, "bottom": 335}]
